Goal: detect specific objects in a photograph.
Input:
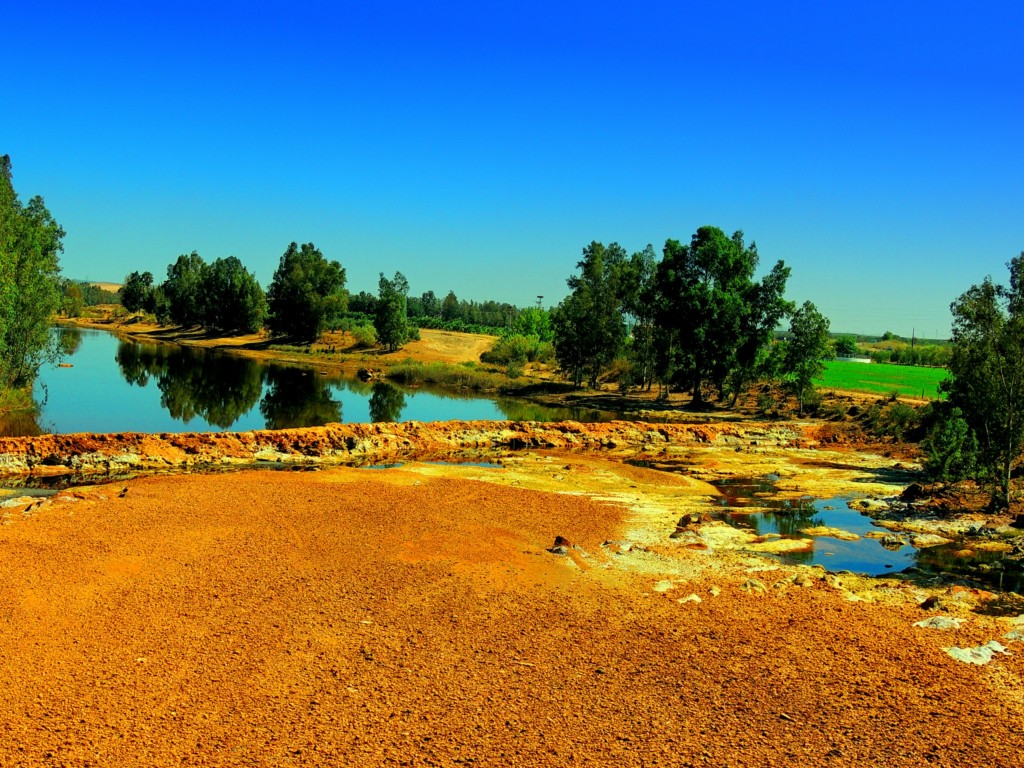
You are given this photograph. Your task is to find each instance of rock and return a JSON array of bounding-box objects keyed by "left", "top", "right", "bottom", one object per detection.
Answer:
[
  {"left": 652, "top": 580, "right": 675, "bottom": 593},
  {"left": 548, "top": 535, "right": 574, "bottom": 556},
  {"left": 901, "top": 483, "right": 926, "bottom": 501},
  {"left": 919, "top": 596, "right": 940, "bottom": 610},
  {"left": 799, "top": 526, "right": 860, "bottom": 542},
  {"left": 793, "top": 573, "right": 815, "bottom": 588},
  {"left": 944, "top": 641, "right": 1012, "bottom": 665},
  {"left": 677, "top": 594, "right": 702, "bottom": 604},
  {"left": 1004, "top": 629, "right": 1024, "bottom": 642},
  {"left": 879, "top": 534, "right": 907, "bottom": 551},
  {"left": 741, "top": 579, "right": 767, "bottom": 595},
  {"left": 848, "top": 498, "right": 890, "bottom": 513},
  {"left": 708, "top": 585, "right": 721, "bottom": 597},
  {"left": 910, "top": 533, "right": 953, "bottom": 549},
  {"left": 913, "top": 616, "right": 966, "bottom": 630}
]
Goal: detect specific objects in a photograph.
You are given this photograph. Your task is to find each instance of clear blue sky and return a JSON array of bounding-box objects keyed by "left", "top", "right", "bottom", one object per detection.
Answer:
[{"left": 4, "top": 1, "right": 1021, "bottom": 337}]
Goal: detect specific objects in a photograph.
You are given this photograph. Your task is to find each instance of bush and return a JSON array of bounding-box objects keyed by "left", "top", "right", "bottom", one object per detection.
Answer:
[
  {"left": 481, "top": 334, "right": 552, "bottom": 366},
  {"left": 877, "top": 401, "right": 918, "bottom": 440},
  {"left": 923, "top": 407, "right": 979, "bottom": 481},
  {"left": 350, "top": 324, "right": 377, "bottom": 348}
]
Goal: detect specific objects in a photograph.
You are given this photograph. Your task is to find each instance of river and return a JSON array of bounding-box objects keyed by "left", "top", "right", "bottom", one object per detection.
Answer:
[{"left": 15, "top": 327, "right": 613, "bottom": 435}]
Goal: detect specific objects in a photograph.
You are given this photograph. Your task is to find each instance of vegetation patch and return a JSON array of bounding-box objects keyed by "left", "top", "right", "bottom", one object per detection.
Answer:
[
  {"left": 817, "top": 360, "right": 948, "bottom": 399},
  {"left": 387, "top": 361, "right": 505, "bottom": 391}
]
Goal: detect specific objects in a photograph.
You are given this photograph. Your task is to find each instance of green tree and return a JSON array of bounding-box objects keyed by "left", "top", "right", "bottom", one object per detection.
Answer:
[
  {"left": 834, "top": 335, "right": 858, "bottom": 357},
  {"left": 654, "top": 227, "right": 788, "bottom": 406},
  {"left": 511, "top": 306, "right": 553, "bottom": 342},
  {"left": 375, "top": 271, "right": 410, "bottom": 352},
  {"left": 266, "top": 242, "right": 347, "bottom": 342},
  {"left": 618, "top": 244, "right": 659, "bottom": 391},
  {"left": 163, "top": 252, "right": 207, "bottom": 326},
  {"left": 420, "top": 290, "right": 441, "bottom": 318},
  {"left": 0, "top": 155, "right": 65, "bottom": 389},
  {"left": 60, "top": 280, "right": 84, "bottom": 318},
  {"left": 941, "top": 255, "right": 1024, "bottom": 508},
  {"left": 202, "top": 256, "right": 267, "bottom": 334},
  {"left": 551, "top": 242, "right": 627, "bottom": 388},
  {"left": 441, "top": 290, "right": 460, "bottom": 321},
  {"left": 784, "top": 300, "right": 832, "bottom": 416},
  {"left": 121, "top": 270, "right": 155, "bottom": 313}
]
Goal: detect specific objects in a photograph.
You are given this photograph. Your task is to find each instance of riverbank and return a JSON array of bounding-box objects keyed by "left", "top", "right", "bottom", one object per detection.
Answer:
[{"left": 3, "top": 428, "right": 1024, "bottom": 766}]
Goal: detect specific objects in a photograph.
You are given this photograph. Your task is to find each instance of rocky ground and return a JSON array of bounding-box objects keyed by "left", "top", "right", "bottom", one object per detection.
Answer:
[{"left": 3, "top": 421, "right": 1024, "bottom": 766}]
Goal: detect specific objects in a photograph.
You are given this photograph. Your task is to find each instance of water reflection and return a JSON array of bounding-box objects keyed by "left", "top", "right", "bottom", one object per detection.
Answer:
[
  {"left": 260, "top": 367, "right": 342, "bottom": 430},
  {"left": 368, "top": 382, "right": 406, "bottom": 423},
  {"left": 25, "top": 327, "right": 620, "bottom": 435}
]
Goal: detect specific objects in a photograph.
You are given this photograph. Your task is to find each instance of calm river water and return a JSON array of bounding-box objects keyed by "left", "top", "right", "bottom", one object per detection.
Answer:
[{"left": 21, "top": 327, "right": 612, "bottom": 435}]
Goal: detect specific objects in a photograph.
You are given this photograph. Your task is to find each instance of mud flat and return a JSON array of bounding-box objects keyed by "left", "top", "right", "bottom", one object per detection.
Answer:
[{"left": 3, "top": 422, "right": 1024, "bottom": 766}]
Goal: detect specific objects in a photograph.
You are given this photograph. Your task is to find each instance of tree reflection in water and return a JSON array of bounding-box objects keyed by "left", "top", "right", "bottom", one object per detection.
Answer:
[
  {"left": 259, "top": 367, "right": 342, "bottom": 429},
  {"left": 368, "top": 382, "right": 406, "bottom": 423}
]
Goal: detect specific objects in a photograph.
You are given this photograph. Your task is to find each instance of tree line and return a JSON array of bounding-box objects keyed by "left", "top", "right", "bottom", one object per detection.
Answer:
[{"left": 549, "top": 226, "right": 831, "bottom": 412}]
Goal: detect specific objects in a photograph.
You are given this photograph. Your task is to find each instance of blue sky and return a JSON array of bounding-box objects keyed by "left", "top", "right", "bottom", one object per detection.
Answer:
[{"left": 4, "top": 1, "right": 1021, "bottom": 337}]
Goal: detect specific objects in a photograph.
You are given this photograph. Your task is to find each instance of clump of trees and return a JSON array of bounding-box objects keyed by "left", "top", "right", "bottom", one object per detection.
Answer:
[
  {"left": 0, "top": 155, "right": 64, "bottom": 391},
  {"left": 927, "top": 253, "right": 1024, "bottom": 509},
  {"left": 550, "top": 226, "right": 828, "bottom": 409},
  {"left": 266, "top": 242, "right": 346, "bottom": 341},
  {"left": 123, "top": 253, "right": 268, "bottom": 335}
]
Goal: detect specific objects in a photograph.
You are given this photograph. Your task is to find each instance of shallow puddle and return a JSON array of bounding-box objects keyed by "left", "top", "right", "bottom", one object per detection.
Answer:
[{"left": 711, "top": 478, "right": 918, "bottom": 575}]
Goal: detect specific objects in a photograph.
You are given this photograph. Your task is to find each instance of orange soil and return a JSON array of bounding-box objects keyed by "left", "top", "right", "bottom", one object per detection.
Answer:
[{"left": 2, "top": 464, "right": 1023, "bottom": 766}]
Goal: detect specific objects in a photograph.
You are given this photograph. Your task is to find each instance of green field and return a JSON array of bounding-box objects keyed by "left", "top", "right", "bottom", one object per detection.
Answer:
[{"left": 816, "top": 360, "right": 948, "bottom": 399}]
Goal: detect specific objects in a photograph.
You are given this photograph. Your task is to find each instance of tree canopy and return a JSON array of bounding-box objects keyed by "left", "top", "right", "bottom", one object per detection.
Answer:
[
  {"left": 266, "top": 242, "right": 347, "bottom": 341},
  {"left": 940, "top": 254, "right": 1024, "bottom": 508},
  {"left": 374, "top": 271, "right": 411, "bottom": 352},
  {"left": 0, "top": 155, "right": 64, "bottom": 390}
]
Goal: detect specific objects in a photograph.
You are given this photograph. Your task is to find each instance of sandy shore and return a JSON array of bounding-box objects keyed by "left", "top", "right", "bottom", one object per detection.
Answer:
[{"left": 2, "top": 449, "right": 1024, "bottom": 766}]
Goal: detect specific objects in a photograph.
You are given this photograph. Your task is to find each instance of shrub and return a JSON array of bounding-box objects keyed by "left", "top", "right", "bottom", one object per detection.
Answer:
[
  {"left": 923, "top": 407, "right": 979, "bottom": 481},
  {"left": 351, "top": 324, "right": 377, "bottom": 348}
]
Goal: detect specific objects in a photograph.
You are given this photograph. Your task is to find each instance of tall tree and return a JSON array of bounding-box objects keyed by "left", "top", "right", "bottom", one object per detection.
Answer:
[
  {"left": 266, "top": 242, "right": 347, "bottom": 342},
  {"left": 784, "top": 300, "right": 832, "bottom": 416},
  {"left": 654, "top": 227, "right": 786, "bottom": 406},
  {"left": 202, "top": 256, "right": 267, "bottom": 334},
  {"left": 375, "top": 271, "right": 410, "bottom": 352},
  {"left": 163, "top": 252, "right": 207, "bottom": 326},
  {"left": 941, "top": 254, "right": 1024, "bottom": 509},
  {"left": 551, "top": 242, "right": 627, "bottom": 388},
  {"left": 120, "top": 270, "right": 155, "bottom": 313},
  {"left": 0, "top": 155, "right": 65, "bottom": 389}
]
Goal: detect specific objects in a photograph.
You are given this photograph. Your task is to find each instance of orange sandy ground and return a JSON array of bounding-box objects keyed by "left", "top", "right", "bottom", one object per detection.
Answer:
[{"left": 2, "top": 466, "right": 1024, "bottom": 767}]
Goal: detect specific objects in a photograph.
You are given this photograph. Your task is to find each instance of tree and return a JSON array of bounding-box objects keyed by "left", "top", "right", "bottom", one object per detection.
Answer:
[
  {"left": 121, "top": 271, "right": 155, "bottom": 313},
  {"left": 420, "top": 290, "right": 441, "bottom": 318},
  {"left": 374, "top": 271, "right": 410, "bottom": 352},
  {"left": 784, "top": 300, "right": 832, "bottom": 416},
  {"left": 441, "top": 291, "right": 460, "bottom": 321},
  {"left": 834, "top": 335, "right": 858, "bottom": 357},
  {"left": 551, "top": 242, "right": 627, "bottom": 388},
  {"left": 163, "top": 252, "right": 207, "bottom": 326},
  {"left": 266, "top": 242, "right": 347, "bottom": 342},
  {"left": 60, "top": 280, "right": 84, "bottom": 318},
  {"left": 618, "top": 244, "right": 659, "bottom": 391},
  {"left": 941, "top": 254, "right": 1024, "bottom": 508},
  {"left": 201, "top": 256, "right": 267, "bottom": 334},
  {"left": 654, "top": 227, "right": 789, "bottom": 406},
  {"left": 0, "top": 155, "right": 65, "bottom": 390}
]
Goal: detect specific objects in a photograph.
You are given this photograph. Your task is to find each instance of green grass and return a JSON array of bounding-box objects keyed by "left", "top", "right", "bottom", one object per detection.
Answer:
[{"left": 816, "top": 360, "right": 948, "bottom": 399}]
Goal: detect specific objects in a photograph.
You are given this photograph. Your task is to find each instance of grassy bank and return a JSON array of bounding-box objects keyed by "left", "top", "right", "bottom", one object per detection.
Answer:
[{"left": 817, "top": 359, "right": 948, "bottom": 399}]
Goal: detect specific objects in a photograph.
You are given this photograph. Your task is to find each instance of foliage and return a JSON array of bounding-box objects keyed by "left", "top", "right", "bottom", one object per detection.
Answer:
[
  {"left": 350, "top": 323, "right": 377, "bottom": 348},
  {"left": 510, "top": 307, "right": 553, "bottom": 342},
  {"left": 201, "top": 256, "right": 267, "bottom": 334},
  {"left": 551, "top": 242, "right": 628, "bottom": 388},
  {"left": 266, "top": 242, "right": 347, "bottom": 342},
  {"left": 60, "top": 280, "right": 84, "bottom": 317},
  {"left": 923, "top": 406, "right": 979, "bottom": 482},
  {"left": 481, "top": 334, "right": 553, "bottom": 366},
  {"left": 368, "top": 381, "right": 406, "bottom": 422},
  {"left": 121, "top": 271, "right": 155, "bottom": 312},
  {"left": 0, "top": 155, "right": 65, "bottom": 389},
  {"left": 386, "top": 361, "right": 504, "bottom": 390},
  {"left": 941, "top": 254, "right": 1024, "bottom": 508},
  {"left": 163, "top": 252, "right": 207, "bottom": 326},
  {"left": 374, "top": 271, "right": 410, "bottom": 351},
  {"left": 784, "top": 300, "right": 832, "bottom": 416},
  {"left": 833, "top": 335, "right": 859, "bottom": 357},
  {"left": 816, "top": 360, "right": 948, "bottom": 399},
  {"left": 655, "top": 227, "right": 790, "bottom": 405}
]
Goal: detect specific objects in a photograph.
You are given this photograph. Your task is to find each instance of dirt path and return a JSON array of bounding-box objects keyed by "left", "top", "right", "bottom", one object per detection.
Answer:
[{"left": 2, "top": 458, "right": 1023, "bottom": 766}]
